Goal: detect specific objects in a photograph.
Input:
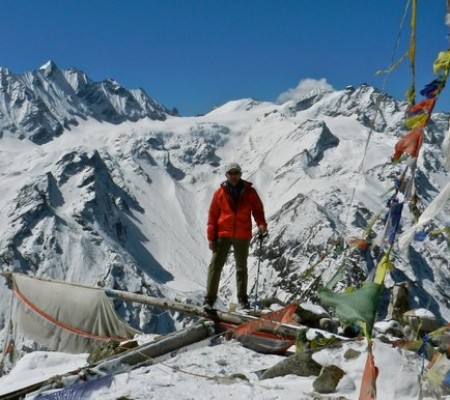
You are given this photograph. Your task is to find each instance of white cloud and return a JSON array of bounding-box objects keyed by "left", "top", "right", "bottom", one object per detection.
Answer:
[{"left": 276, "top": 78, "right": 334, "bottom": 104}]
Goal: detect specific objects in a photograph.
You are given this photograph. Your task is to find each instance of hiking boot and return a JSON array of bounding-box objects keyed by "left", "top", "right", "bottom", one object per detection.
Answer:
[
  {"left": 238, "top": 300, "right": 251, "bottom": 310},
  {"left": 203, "top": 301, "right": 215, "bottom": 312}
]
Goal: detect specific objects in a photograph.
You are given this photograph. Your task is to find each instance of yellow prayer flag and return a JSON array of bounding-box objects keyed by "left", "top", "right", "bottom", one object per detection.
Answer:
[
  {"left": 433, "top": 51, "right": 450, "bottom": 75},
  {"left": 405, "top": 113, "right": 428, "bottom": 129},
  {"left": 374, "top": 254, "right": 393, "bottom": 285}
]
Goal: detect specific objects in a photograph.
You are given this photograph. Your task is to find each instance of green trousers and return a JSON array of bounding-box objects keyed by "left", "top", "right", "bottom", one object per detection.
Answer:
[{"left": 205, "top": 237, "right": 251, "bottom": 304}]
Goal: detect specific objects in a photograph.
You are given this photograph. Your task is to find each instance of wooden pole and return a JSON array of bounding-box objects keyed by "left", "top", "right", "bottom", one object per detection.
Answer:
[
  {"left": 97, "top": 320, "right": 215, "bottom": 370},
  {"left": 0, "top": 322, "right": 217, "bottom": 400},
  {"left": 105, "top": 288, "right": 303, "bottom": 339},
  {"left": 1, "top": 272, "right": 305, "bottom": 339}
]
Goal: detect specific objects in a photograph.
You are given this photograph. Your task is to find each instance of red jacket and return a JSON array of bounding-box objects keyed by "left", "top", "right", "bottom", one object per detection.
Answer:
[{"left": 207, "top": 180, "right": 267, "bottom": 241}]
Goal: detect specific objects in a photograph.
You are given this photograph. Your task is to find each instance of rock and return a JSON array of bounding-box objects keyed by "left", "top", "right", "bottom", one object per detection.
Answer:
[
  {"left": 319, "top": 318, "right": 339, "bottom": 334},
  {"left": 87, "top": 340, "right": 119, "bottom": 364},
  {"left": 228, "top": 373, "right": 249, "bottom": 381},
  {"left": 403, "top": 309, "right": 439, "bottom": 333},
  {"left": 261, "top": 349, "right": 322, "bottom": 380},
  {"left": 403, "top": 325, "right": 416, "bottom": 341},
  {"left": 260, "top": 296, "right": 286, "bottom": 309},
  {"left": 343, "top": 348, "right": 361, "bottom": 360},
  {"left": 375, "top": 334, "right": 392, "bottom": 344},
  {"left": 296, "top": 302, "right": 330, "bottom": 327},
  {"left": 423, "top": 353, "right": 450, "bottom": 398},
  {"left": 336, "top": 374, "right": 357, "bottom": 392},
  {"left": 313, "top": 365, "right": 346, "bottom": 394},
  {"left": 338, "top": 324, "right": 360, "bottom": 338},
  {"left": 118, "top": 340, "right": 139, "bottom": 350},
  {"left": 387, "top": 282, "right": 410, "bottom": 321},
  {"left": 430, "top": 329, "right": 450, "bottom": 352},
  {"left": 87, "top": 339, "right": 138, "bottom": 364},
  {"left": 373, "top": 320, "right": 404, "bottom": 338}
]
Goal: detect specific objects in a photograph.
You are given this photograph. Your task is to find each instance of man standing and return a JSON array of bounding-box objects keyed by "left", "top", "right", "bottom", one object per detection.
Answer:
[{"left": 204, "top": 162, "right": 267, "bottom": 311}]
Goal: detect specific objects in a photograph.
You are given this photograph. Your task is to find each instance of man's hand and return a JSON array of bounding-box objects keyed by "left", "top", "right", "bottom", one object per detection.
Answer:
[
  {"left": 258, "top": 225, "right": 268, "bottom": 238},
  {"left": 208, "top": 240, "right": 216, "bottom": 251}
]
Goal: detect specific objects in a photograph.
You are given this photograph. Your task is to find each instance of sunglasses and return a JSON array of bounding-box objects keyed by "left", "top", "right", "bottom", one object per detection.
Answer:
[{"left": 227, "top": 171, "right": 241, "bottom": 176}]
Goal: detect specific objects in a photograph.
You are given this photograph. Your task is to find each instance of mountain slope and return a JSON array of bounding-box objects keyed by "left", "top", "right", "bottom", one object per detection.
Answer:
[
  {"left": 0, "top": 74, "right": 449, "bottom": 342},
  {"left": 0, "top": 61, "right": 172, "bottom": 144}
]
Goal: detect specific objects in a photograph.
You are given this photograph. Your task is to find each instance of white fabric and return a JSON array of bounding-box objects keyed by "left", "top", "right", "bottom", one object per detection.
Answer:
[
  {"left": 398, "top": 181, "right": 450, "bottom": 252},
  {"left": 443, "top": 124, "right": 450, "bottom": 171},
  {"left": 12, "top": 274, "right": 140, "bottom": 353}
]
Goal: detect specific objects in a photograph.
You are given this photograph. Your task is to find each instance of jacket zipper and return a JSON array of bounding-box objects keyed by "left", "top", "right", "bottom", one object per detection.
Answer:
[
  {"left": 232, "top": 187, "right": 245, "bottom": 238},
  {"left": 224, "top": 183, "right": 246, "bottom": 238}
]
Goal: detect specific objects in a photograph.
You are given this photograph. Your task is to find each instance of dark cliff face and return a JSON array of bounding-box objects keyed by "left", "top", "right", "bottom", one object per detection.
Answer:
[{"left": 0, "top": 61, "right": 171, "bottom": 144}]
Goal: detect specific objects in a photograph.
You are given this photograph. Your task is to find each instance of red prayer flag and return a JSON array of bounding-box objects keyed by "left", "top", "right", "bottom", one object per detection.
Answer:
[
  {"left": 359, "top": 342, "right": 379, "bottom": 400},
  {"left": 348, "top": 237, "right": 369, "bottom": 251},
  {"left": 234, "top": 303, "right": 297, "bottom": 337},
  {"left": 392, "top": 128, "right": 423, "bottom": 161},
  {"left": 406, "top": 98, "right": 436, "bottom": 115}
]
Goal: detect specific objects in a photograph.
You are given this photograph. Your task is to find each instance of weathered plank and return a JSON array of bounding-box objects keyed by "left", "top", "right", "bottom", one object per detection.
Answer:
[
  {"left": 97, "top": 320, "right": 216, "bottom": 369},
  {"left": 106, "top": 289, "right": 304, "bottom": 339},
  {"left": 0, "top": 322, "right": 216, "bottom": 400}
]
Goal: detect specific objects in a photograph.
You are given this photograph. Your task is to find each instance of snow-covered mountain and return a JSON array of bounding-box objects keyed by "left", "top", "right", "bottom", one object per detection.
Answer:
[
  {"left": 0, "top": 65, "right": 449, "bottom": 342},
  {"left": 0, "top": 61, "right": 173, "bottom": 144}
]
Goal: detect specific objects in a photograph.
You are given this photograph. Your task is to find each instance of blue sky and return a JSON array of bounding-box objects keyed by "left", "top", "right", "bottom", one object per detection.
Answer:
[{"left": 2, "top": 1, "right": 450, "bottom": 116}]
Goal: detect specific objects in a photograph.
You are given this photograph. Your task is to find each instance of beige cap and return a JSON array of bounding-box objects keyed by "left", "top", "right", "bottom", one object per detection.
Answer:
[{"left": 225, "top": 162, "right": 242, "bottom": 173}]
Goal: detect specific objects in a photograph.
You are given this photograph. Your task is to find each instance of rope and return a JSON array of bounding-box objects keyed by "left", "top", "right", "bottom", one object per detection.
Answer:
[
  {"left": 326, "top": 0, "right": 420, "bottom": 294},
  {"left": 343, "top": 0, "right": 415, "bottom": 229},
  {"left": 374, "top": 0, "right": 416, "bottom": 102},
  {"left": 408, "top": 0, "right": 417, "bottom": 105},
  {"left": 159, "top": 361, "right": 250, "bottom": 384}
]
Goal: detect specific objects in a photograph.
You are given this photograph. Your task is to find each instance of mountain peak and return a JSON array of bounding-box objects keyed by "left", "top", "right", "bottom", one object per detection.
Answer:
[
  {"left": 38, "top": 60, "right": 58, "bottom": 75},
  {"left": 0, "top": 63, "right": 171, "bottom": 143}
]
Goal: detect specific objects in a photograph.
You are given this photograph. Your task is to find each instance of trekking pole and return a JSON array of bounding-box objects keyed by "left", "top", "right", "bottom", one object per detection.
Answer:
[{"left": 254, "top": 232, "right": 266, "bottom": 310}]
